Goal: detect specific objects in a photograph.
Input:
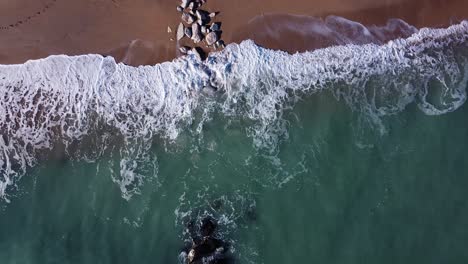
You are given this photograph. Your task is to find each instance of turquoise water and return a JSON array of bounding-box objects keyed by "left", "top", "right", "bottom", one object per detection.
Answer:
[{"left": 2, "top": 89, "right": 468, "bottom": 263}]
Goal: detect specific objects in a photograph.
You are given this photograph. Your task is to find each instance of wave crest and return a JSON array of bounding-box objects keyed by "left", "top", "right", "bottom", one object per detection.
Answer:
[{"left": 1, "top": 20, "right": 467, "bottom": 201}]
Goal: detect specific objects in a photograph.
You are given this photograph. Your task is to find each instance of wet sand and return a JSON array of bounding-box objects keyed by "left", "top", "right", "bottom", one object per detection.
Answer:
[{"left": 0, "top": 0, "right": 467, "bottom": 66}]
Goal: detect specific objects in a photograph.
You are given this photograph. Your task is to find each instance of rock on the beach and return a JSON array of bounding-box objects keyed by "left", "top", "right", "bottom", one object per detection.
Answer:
[
  {"left": 181, "top": 12, "right": 195, "bottom": 24},
  {"left": 191, "top": 23, "right": 203, "bottom": 43},
  {"left": 196, "top": 10, "right": 209, "bottom": 24},
  {"left": 184, "top": 27, "right": 192, "bottom": 38},
  {"left": 181, "top": 0, "right": 190, "bottom": 9},
  {"left": 179, "top": 46, "right": 190, "bottom": 54},
  {"left": 205, "top": 31, "right": 219, "bottom": 46},
  {"left": 210, "top": 22, "right": 221, "bottom": 31},
  {"left": 201, "top": 26, "right": 207, "bottom": 34},
  {"left": 209, "top": 12, "right": 217, "bottom": 18},
  {"left": 188, "top": 1, "right": 197, "bottom": 10},
  {"left": 192, "top": 33, "right": 202, "bottom": 43},
  {"left": 176, "top": 23, "right": 184, "bottom": 40},
  {"left": 191, "top": 47, "right": 201, "bottom": 59},
  {"left": 176, "top": 6, "right": 183, "bottom": 12},
  {"left": 215, "top": 40, "right": 225, "bottom": 49}
]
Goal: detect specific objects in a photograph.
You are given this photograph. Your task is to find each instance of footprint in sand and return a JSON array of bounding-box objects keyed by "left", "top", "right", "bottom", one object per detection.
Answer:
[{"left": 0, "top": 0, "right": 58, "bottom": 30}]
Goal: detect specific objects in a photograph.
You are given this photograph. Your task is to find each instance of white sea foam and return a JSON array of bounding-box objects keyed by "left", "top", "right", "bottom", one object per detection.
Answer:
[{"left": 0, "top": 20, "right": 467, "bottom": 201}]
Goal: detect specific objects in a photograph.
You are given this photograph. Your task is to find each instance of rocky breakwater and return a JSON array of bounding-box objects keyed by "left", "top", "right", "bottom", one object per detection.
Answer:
[{"left": 175, "top": 0, "right": 225, "bottom": 60}]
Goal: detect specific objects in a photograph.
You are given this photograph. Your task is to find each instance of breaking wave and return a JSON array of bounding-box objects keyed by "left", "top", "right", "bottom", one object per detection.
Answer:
[{"left": 0, "top": 20, "right": 467, "bottom": 201}]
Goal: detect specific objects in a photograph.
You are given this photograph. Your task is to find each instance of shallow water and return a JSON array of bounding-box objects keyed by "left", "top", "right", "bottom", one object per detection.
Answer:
[{"left": 1, "top": 21, "right": 468, "bottom": 264}]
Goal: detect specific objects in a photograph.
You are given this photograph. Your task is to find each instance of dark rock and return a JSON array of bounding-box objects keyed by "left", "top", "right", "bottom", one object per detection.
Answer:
[
  {"left": 188, "top": 1, "right": 198, "bottom": 10},
  {"left": 191, "top": 47, "right": 206, "bottom": 60},
  {"left": 210, "top": 22, "right": 221, "bottom": 31},
  {"left": 215, "top": 40, "right": 225, "bottom": 49},
  {"left": 196, "top": 10, "right": 210, "bottom": 24},
  {"left": 182, "top": 12, "right": 196, "bottom": 24},
  {"left": 188, "top": 237, "right": 226, "bottom": 263},
  {"left": 181, "top": 0, "right": 191, "bottom": 9},
  {"left": 190, "top": 47, "right": 207, "bottom": 60},
  {"left": 200, "top": 217, "right": 217, "bottom": 237},
  {"left": 183, "top": 216, "right": 228, "bottom": 263},
  {"left": 184, "top": 27, "right": 193, "bottom": 38},
  {"left": 186, "top": 220, "right": 201, "bottom": 244},
  {"left": 205, "top": 31, "right": 219, "bottom": 46}
]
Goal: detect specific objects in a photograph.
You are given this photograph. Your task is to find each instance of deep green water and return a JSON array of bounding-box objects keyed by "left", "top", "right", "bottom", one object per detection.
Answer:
[{"left": 1, "top": 89, "right": 468, "bottom": 264}]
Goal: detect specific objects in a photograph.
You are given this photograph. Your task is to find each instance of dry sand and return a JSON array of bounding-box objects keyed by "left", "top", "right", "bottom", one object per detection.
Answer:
[{"left": 0, "top": 0, "right": 467, "bottom": 66}]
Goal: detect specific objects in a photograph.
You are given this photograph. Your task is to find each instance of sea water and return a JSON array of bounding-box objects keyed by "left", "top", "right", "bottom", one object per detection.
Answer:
[{"left": 0, "top": 21, "right": 468, "bottom": 263}]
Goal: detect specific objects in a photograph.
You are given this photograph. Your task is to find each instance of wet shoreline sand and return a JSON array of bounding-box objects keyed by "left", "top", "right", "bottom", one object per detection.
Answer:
[{"left": 0, "top": 0, "right": 467, "bottom": 66}]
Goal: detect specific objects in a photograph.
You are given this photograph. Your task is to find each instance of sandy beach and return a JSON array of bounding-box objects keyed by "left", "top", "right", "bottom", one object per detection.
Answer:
[{"left": 0, "top": 0, "right": 467, "bottom": 66}]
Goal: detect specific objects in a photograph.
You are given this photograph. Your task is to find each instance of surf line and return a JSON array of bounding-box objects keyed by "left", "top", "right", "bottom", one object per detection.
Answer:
[{"left": 0, "top": 0, "right": 58, "bottom": 30}]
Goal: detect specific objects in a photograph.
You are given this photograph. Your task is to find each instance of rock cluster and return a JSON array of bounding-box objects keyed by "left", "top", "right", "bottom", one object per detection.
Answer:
[
  {"left": 180, "top": 217, "right": 232, "bottom": 264},
  {"left": 175, "top": 0, "right": 225, "bottom": 59}
]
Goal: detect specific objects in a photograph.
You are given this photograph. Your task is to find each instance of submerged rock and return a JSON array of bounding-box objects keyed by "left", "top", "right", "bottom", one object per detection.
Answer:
[
  {"left": 200, "top": 217, "right": 217, "bottom": 237},
  {"left": 182, "top": 216, "right": 231, "bottom": 264},
  {"left": 188, "top": 237, "right": 226, "bottom": 263},
  {"left": 202, "top": 85, "right": 218, "bottom": 96}
]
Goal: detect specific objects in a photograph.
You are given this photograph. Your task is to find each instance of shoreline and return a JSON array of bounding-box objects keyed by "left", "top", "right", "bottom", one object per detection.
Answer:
[{"left": 0, "top": 0, "right": 467, "bottom": 66}]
